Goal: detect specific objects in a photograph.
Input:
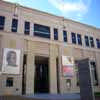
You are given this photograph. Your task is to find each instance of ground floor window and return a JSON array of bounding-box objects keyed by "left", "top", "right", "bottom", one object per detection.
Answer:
[
  {"left": 6, "top": 77, "right": 13, "bottom": 87},
  {"left": 75, "top": 60, "right": 98, "bottom": 86},
  {"left": 66, "top": 79, "right": 71, "bottom": 90},
  {"left": 90, "top": 61, "right": 98, "bottom": 86}
]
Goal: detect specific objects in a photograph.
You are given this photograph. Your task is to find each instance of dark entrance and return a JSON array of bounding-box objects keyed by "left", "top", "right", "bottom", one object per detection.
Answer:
[
  {"left": 22, "top": 54, "right": 27, "bottom": 95},
  {"left": 34, "top": 56, "right": 49, "bottom": 93}
]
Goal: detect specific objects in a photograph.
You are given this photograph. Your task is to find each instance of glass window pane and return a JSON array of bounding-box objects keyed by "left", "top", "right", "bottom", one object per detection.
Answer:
[
  {"left": 11, "top": 19, "right": 18, "bottom": 32},
  {"left": 96, "top": 39, "right": 100, "bottom": 48},
  {"left": 90, "top": 37, "right": 94, "bottom": 47},
  {"left": 6, "top": 77, "right": 13, "bottom": 87},
  {"left": 24, "top": 21, "right": 30, "bottom": 35},
  {"left": 90, "top": 61, "right": 98, "bottom": 86},
  {"left": 54, "top": 28, "right": 58, "bottom": 40},
  {"left": 0, "top": 16, "right": 5, "bottom": 30},
  {"left": 63, "top": 30, "right": 67, "bottom": 42},
  {"left": 71, "top": 32, "right": 76, "bottom": 44},
  {"left": 85, "top": 36, "right": 89, "bottom": 47},
  {"left": 77, "top": 34, "right": 82, "bottom": 45},
  {"left": 34, "top": 24, "right": 50, "bottom": 38}
]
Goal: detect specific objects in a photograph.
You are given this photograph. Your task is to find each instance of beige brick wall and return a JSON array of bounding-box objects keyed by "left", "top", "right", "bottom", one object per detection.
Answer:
[{"left": 0, "top": 0, "right": 100, "bottom": 95}]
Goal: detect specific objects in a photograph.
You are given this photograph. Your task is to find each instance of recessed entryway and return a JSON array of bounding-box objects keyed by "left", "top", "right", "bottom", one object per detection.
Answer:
[{"left": 34, "top": 56, "right": 49, "bottom": 93}]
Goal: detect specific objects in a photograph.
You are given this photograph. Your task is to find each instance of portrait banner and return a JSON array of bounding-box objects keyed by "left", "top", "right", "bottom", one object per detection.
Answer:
[
  {"left": 2, "top": 48, "right": 21, "bottom": 74},
  {"left": 62, "top": 56, "right": 74, "bottom": 78}
]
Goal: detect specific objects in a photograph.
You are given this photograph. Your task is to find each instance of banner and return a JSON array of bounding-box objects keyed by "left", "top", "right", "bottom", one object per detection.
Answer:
[
  {"left": 62, "top": 56, "right": 74, "bottom": 77},
  {"left": 2, "top": 48, "right": 21, "bottom": 74}
]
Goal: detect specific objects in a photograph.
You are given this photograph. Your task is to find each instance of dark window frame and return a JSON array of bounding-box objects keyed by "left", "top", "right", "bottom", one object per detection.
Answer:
[
  {"left": 54, "top": 28, "right": 58, "bottom": 40},
  {"left": 96, "top": 39, "right": 100, "bottom": 49},
  {"left": 6, "top": 77, "right": 13, "bottom": 87},
  {"left": 63, "top": 30, "right": 67, "bottom": 42},
  {"left": 24, "top": 21, "right": 30, "bottom": 35},
  {"left": 71, "top": 32, "right": 76, "bottom": 44},
  {"left": 34, "top": 23, "right": 50, "bottom": 39},
  {"left": 90, "top": 61, "right": 98, "bottom": 86},
  {"left": 77, "top": 34, "right": 82, "bottom": 45},
  {"left": 90, "top": 37, "right": 95, "bottom": 47},
  {"left": 85, "top": 35, "right": 89, "bottom": 47},
  {"left": 0, "top": 16, "right": 5, "bottom": 30},
  {"left": 11, "top": 18, "right": 18, "bottom": 32}
]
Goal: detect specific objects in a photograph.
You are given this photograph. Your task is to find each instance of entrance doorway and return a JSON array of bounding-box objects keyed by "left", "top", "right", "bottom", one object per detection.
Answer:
[
  {"left": 22, "top": 54, "right": 27, "bottom": 95},
  {"left": 34, "top": 56, "right": 49, "bottom": 93}
]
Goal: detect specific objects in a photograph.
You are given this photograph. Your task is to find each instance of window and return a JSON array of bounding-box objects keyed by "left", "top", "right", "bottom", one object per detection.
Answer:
[
  {"left": 90, "top": 37, "right": 94, "bottom": 47},
  {"left": 24, "top": 21, "right": 30, "bottom": 35},
  {"left": 54, "top": 28, "right": 58, "bottom": 40},
  {"left": 96, "top": 39, "right": 100, "bottom": 49},
  {"left": 63, "top": 30, "right": 67, "bottom": 42},
  {"left": 71, "top": 32, "right": 76, "bottom": 44},
  {"left": 90, "top": 61, "right": 98, "bottom": 86},
  {"left": 34, "top": 24, "right": 50, "bottom": 38},
  {"left": 66, "top": 79, "right": 71, "bottom": 90},
  {"left": 0, "top": 16, "right": 5, "bottom": 30},
  {"left": 85, "top": 36, "right": 89, "bottom": 47},
  {"left": 77, "top": 34, "right": 82, "bottom": 45},
  {"left": 11, "top": 19, "right": 18, "bottom": 32},
  {"left": 6, "top": 77, "right": 13, "bottom": 87}
]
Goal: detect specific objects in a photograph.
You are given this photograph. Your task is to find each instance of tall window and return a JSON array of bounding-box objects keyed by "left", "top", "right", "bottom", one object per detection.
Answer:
[
  {"left": 24, "top": 21, "right": 30, "bottom": 35},
  {"left": 63, "top": 30, "right": 67, "bottom": 42},
  {"left": 90, "top": 61, "right": 98, "bottom": 86},
  {"left": 0, "top": 16, "right": 5, "bottom": 30},
  {"left": 54, "top": 28, "right": 58, "bottom": 40},
  {"left": 85, "top": 36, "right": 89, "bottom": 47},
  {"left": 11, "top": 19, "right": 18, "bottom": 32},
  {"left": 71, "top": 32, "right": 76, "bottom": 44},
  {"left": 34, "top": 24, "right": 50, "bottom": 38},
  {"left": 6, "top": 77, "right": 13, "bottom": 87},
  {"left": 90, "top": 37, "right": 94, "bottom": 47},
  {"left": 96, "top": 39, "right": 100, "bottom": 49},
  {"left": 77, "top": 34, "right": 82, "bottom": 45}
]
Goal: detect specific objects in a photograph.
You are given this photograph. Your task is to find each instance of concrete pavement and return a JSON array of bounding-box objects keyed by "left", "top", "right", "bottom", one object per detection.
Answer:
[{"left": 0, "top": 93, "right": 80, "bottom": 100}]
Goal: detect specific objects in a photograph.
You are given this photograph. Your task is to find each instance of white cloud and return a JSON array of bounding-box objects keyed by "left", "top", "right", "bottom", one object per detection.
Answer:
[{"left": 48, "top": 0, "right": 91, "bottom": 20}]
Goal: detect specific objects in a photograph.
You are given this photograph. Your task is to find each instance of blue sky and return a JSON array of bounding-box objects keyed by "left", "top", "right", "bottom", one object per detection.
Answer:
[{"left": 3, "top": 0, "right": 100, "bottom": 28}]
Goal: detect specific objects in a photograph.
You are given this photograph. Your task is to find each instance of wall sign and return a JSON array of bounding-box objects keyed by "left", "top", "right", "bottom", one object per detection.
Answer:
[
  {"left": 62, "top": 56, "right": 74, "bottom": 78},
  {"left": 2, "top": 48, "right": 21, "bottom": 74}
]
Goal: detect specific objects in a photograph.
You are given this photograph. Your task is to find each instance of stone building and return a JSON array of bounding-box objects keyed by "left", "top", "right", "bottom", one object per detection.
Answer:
[{"left": 0, "top": 0, "right": 100, "bottom": 95}]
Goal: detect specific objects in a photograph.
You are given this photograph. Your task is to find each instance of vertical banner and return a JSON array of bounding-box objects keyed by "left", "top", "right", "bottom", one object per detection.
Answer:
[
  {"left": 2, "top": 48, "right": 21, "bottom": 74},
  {"left": 62, "top": 56, "right": 74, "bottom": 77}
]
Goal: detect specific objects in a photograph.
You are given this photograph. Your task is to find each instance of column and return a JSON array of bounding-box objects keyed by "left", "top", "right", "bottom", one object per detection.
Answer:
[
  {"left": 49, "top": 44, "right": 57, "bottom": 93},
  {"left": 50, "top": 26, "right": 54, "bottom": 40},
  {"left": 30, "top": 22, "right": 33, "bottom": 36},
  {"left": 26, "top": 41, "right": 35, "bottom": 94}
]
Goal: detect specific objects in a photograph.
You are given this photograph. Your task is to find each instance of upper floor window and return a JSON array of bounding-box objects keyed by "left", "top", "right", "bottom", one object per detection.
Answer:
[
  {"left": 96, "top": 39, "right": 100, "bottom": 49},
  {"left": 24, "top": 21, "right": 30, "bottom": 35},
  {"left": 6, "top": 77, "right": 13, "bottom": 87},
  {"left": 63, "top": 30, "right": 67, "bottom": 42},
  {"left": 11, "top": 19, "right": 18, "bottom": 32},
  {"left": 90, "top": 37, "right": 94, "bottom": 47},
  {"left": 0, "top": 16, "right": 5, "bottom": 30},
  {"left": 85, "top": 36, "right": 89, "bottom": 47},
  {"left": 54, "top": 28, "right": 58, "bottom": 40},
  {"left": 71, "top": 32, "right": 76, "bottom": 44},
  {"left": 34, "top": 23, "right": 50, "bottom": 38},
  {"left": 77, "top": 34, "right": 82, "bottom": 45}
]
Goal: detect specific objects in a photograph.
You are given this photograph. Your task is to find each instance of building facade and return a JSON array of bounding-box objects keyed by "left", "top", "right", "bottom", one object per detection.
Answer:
[{"left": 0, "top": 1, "right": 100, "bottom": 95}]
